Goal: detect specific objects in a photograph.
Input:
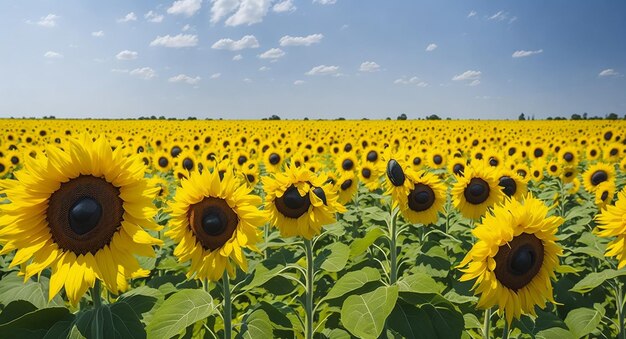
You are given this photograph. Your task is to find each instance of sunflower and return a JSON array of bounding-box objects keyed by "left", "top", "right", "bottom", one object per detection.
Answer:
[
  {"left": 529, "top": 162, "right": 545, "bottom": 183},
  {"left": 497, "top": 169, "right": 527, "bottom": 201},
  {"left": 358, "top": 162, "right": 381, "bottom": 191},
  {"left": 558, "top": 146, "right": 578, "bottom": 165},
  {"left": 0, "top": 157, "right": 8, "bottom": 177},
  {"left": 457, "top": 195, "right": 563, "bottom": 324},
  {"left": 153, "top": 152, "right": 173, "bottom": 173},
  {"left": 448, "top": 158, "right": 466, "bottom": 178},
  {"left": 264, "top": 165, "right": 345, "bottom": 239},
  {"left": 336, "top": 172, "right": 358, "bottom": 204},
  {"left": 451, "top": 163, "right": 503, "bottom": 220},
  {"left": 264, "top": 147, "right": 284, "bottom": 173},
  {"left": 586, "top": 146, "right": 601, "bottom": 161},
  {"left": 596, "top": 188, "right": 626, "bottom": 268},
  {"left": 0, "top": 136, "right": 162, "bottom": 305},
  {"left": 335, "top": 152, "right": 357, "bottom": 174},
  {"left": 427, "top": 150, "right": 446, "bottom": 169},
  {"left": 594, "top": 181, "right": 615, "bottom": 210},
  {"left": 166, "top": 169, "right": 267, "bottom": 281},
  {"left": 397, "top": 170, "right": 446, "bottom": 225},
  {"left": 583, "top": 162, "right": 615, "bottom": 193}
]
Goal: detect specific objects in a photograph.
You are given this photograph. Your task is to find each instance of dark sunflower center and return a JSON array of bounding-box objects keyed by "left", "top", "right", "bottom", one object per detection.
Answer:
[
  {"left": 269, "top": 153, "right": 280, "bottom": 165},
  {"left": 275, "top": 185, "right": 311, "bottom": 219},
  {"left": 550, "top": 165, "right": 557, "bottom": 172},
  {"left": 11, "top": 156, "right": 19, "bottom": 165},
  {"left": 189, "top": 197, "right": 238, "bottom": 251},
  {"left": 489, "top": 158, "right": 498, "bottom": 167},
  {"left": 361, "top": 168, "right": 371, "bottom": 179},
  {"left": 590, "top": 150, "right": 597, "bottom": 156},
  {"left": 610, "top": 149, "right": 618, "bottom": 156},
  {"left": 158, "top": 157, "right": 169, "bottom": 168},
  {"left": 47, "top": 175, "right": 124, "bottom": 255},
  {"left": 453, "top": 164, "right": 464, "bottom": 176},
  {"left": 137, "top": 146, "right": 144, "bottom": 153},
  {"left": 246, "top": 174, "right": 255, "bottom": 183},
  {"left": 366, "top": 151, "right": 378, "bottom": 162},
  {"left": 0, "top": 163, "right": 5, "bottom": 173},
  {"left": 413, "top": 157, "right": 421, "bottom": 166},
  {"left": 68, "top": 197, "right": 103, "bottom": 235},
  {"left": 238, "top": 156, "right": 247, "bottom": 165},
  {"left": 591, "top": 170, "right": 608, "bottom": 185},
  {"left": 182, "top": 158, "right": 194, "bottom": 170},
  {"left": 171, "top": 146, "right": 182, "bottom": 157},
  {"left": 563, "top": 152, "right": 573, "bottom": 162},
  {"left": 605, "top": 131, "right": 613, "bottom": 141},
  {"left": 341, "top": 179, "right": 353, "bottom": 190},
  {"left": 342, "top": 159, "right": 354, "bottom": 171},
  {"left": 312, "top": 187, "right": 327, "bottom": 205},
  {"left": 534, "top": 149, "right": 543, "bottom": 158},
  {"left": 408, "top": 183, "right": 435, "bottom": 212},
  {"left": 493, "top": 233, "right": 544, "bottom": 291},
  {"left": 601, "top": 191, "right": 609, "bottom": 201},
  {"left": 386, "top": 159, "right": 405, "bottom": 187},
  {"left": 508, "top": 147, "right": 516, "bottom": 156},
  {"left": 433, "top": 155, "right": 443, "bottom": 165},
  {"left": 517, "top": 169, "right": 527, "bottom": 178},
  {"left": 464, "top": 178, "right": 490, "bottom": 204},
  {"left": 498, "top": 176, "right": 517, "bottom": 197}
]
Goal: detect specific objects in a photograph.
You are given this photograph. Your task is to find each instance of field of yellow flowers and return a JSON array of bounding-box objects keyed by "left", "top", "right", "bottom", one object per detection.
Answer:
[{"left": 1, "top": 119, "right": 626, "bottom": 339}]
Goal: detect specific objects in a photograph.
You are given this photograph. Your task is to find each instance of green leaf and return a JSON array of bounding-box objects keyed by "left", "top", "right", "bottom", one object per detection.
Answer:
[
  {"left": 0, "top": 274, "right": 64, "bottom": 308},
  {"left": 387, "top": 300, "right": 434, "bottom": 339},
  {"left": 349, "top": 228, "right": 385, "bottom": 258},
  {"left": 394, "top": 293, "right": 464, "bottom": 339},
  {"left": 117, "top": 286, "right": 163, "bottom": 323},
  {"left": 317, "top": 242, "right": 350, "bottom": 273},
  {"left": 324, "top": 267, "right": 381, "bottom": 301},
  {"left": 340, "top": 285, "right": 398, "bottom": 339},
  {"left": 74, "top": 302, "right": 145, "bottom": 339},
  {"left": 463, "top": 313, "right": 482, "bottom": 329},
  {"left": 241, "top": 263, "right": 284, "bottom": 292},
  {"left": 146, "top": 289, "right": 216, "bottom": 339},
  {"left": 536, "top": 327, "right": 576, "bottom": 339},
  {"left": 397, "top": 272, "right": 444, "bottom": 294},
  {"left": 569, "top": 268, "right": 626, "bottom": 293},
  {"left": 564, "top": 306, "right": 604, "bottom": 338},
  {"left": 0, "top": 306, "right": 74, "bottom": 338},
  {"left": 0, "top": 300, "right": 37, "bottom": 325},
  {"left": 238, "top": 309, "right": 272, "bottom": 339}
]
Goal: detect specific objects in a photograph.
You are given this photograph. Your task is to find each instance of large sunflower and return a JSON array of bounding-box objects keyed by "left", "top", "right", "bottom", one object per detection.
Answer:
[
  {"left": 458, "top": 195, "right": 563, "bottom": 324},
  {"left": 166, "top": 169, "right": 267, "bottom": 281},
  {"left": 583, "top": 162, "right": 615, "bottom": 193},
  {"left": 264, "top": 165, "right": 345, "bottom": 239},
  {"left": 596, "top": 188, "right": 626, "bottom": 267},
  {"left": 0, "top": 136, "right": 162, "bottom": 305},
  {"left": 451, "top": 163, "right": 503, "bottom": 220},
  {"left": 397, "top": 170, "right": 447, "bottom": 225}
]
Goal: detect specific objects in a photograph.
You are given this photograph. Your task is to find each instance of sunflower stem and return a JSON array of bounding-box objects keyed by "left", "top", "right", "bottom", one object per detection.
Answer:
[
  {"left": 222, "top": 271, "right": 232, "bottom": 339},
  {"left": 389, "top": 208, "right": 399, "bottom": 285},
  {"left": 617, "top": 283, "right": 625, "bottom": 339},
  {"left": 304, "top": 238, "right": 315, "bottom": 339},
  {"left": 482, "top": 307, "right": 491, "bottom": 339},
  {"left": 501, "top": 314, "right": 510, "bottom": 339},
  {"left": 91, "top": 280, "right": 102, "bottom": 308}
]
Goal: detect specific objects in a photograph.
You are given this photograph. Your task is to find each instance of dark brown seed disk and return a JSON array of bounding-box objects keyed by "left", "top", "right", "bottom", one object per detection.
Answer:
[
  {"left": 464, "top": 178, "right": 490, "bottom": 205},
  {"left": 188, "top": 197, "right": 239, "bottom": 251},
  {"left": 493, "top": 232, "right": 544, "bottom": 291},
  {"left": 408, "top": 183, "right": 435, "bottom": 212},
  {"left": 47, "top": 175, "right": 124, "bottom": 255},
  {"left": 274, "top": 185, "right": 311, "bottom": 219}
]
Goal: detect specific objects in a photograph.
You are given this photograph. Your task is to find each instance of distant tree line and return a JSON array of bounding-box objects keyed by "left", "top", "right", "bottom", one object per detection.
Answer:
[{"left": 519, "top": 112, "right": 624, "bottom": 121}]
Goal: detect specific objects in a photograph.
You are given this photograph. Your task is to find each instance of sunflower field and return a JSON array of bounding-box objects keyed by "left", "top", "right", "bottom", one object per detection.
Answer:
[{"left": 1, "top": 119, "right": 626, "bottom": 339}]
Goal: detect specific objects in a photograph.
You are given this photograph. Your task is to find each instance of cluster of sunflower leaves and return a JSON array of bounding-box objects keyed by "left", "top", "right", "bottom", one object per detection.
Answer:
[{"left": 1, "top": 120, "right": 626, "bottom": 339}]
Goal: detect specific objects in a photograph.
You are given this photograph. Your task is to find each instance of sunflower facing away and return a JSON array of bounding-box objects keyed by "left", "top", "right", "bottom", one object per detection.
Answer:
[
  {"left": 0, "top": 136, "right": 162, "bottom": 305},
  {"left": 596, "top": 188, "right": 626, "bottom": 268},
  {"left": 457, "top": 195, "right": 563, "bottom": 324},
  {"left": 264, "top": 165, "right": 345, "bottom": 239}
]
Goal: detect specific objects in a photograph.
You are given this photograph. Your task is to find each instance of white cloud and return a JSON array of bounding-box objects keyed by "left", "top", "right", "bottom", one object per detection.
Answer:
[
  {"left": 182, "top": 24, "right": 191, "bottom": 31},
  {"left": 233, "top": 54, "right": 243, "bottom": 61},
  {"left": 306, "top": 65, "right": 339, "bottom": 76},
  {"left": 598, "top": 69, "right": 621, "bottom": 77},
  {"left": 210, "top": 0, "right": 272, "bottom": 27},
  {"left": 509, "top": 16, "right": 518, "bottom": 24},
  {"left": 314, "top": 0, "right": 337, "bottom": 4},
  {"left": 116, "top": 50, "right": 138, "bottom": 60},
  {"left": 452, "top": 70, "right": 481, "bottom": 81},
  {"left": 33, "top": 14, "right": 59, "bottom": 27},
  {"left": 469, "top": 79, "right": 481, "bottom": 86},
  {"left": 258, "top": 48, "right": 285, "bottom": 59},
  {"left": 167, "top": 0, "right": 203, "bottom": 16},
  {"left": 512, "top": 49, "right": 543, "bottom": 58},
  {"left": 169, "top": 74, "right": 201, "bottom": 84},
  {"left": 273, "top": 0, "right": 296, "bottom": 12},
  {"left": 210, "top": 73, "right": 221, "bottom": 79},
  {"left": 91, "top": 30, "right": 104, "bottom": 37},
  {"left": 243, "top": 78, "right": 252, "bottom": 83},
  {"left": 279, "top": 34, "right": 324, "bottom": 47},
  {"left": 150, "top": 34, "right": 198, "bottom": 48},
  {"left": 426, "top": 43, "right": 437, "bottom": 52},
  {"left": 130, "top": 67, "right": 157, "bottom": 79},
  {"left": 259, "top": 66, "right": 270, "bottom": 71},
  {"left": 145, "top": 11, "right": 164, "bottom": 23},
  {"left": 111, "top": 68, "right": 129, "bottom": 73},
  {"left": 44, "top": 51, "right": 63, "bottom": 58},
  {"left": 359, "top": 61, "right": 380, "bottom": 72},
  {"left": 294, "top": 80, "right": 305, "bottom": 85},
  {"left": 212, "top": 35, "right": 259, "bottom": 50},
  {"left": 118, "top": 12, "right": 137, "bottom": 23},
  {"left": 393, "top": 76, "right": 427, "bottom": 87},
  {"left": 467, "top": 10, "right": 477, "bottom": 18},
  {"left": 488, "top": 11, "right": 509, "bottom": 21}
]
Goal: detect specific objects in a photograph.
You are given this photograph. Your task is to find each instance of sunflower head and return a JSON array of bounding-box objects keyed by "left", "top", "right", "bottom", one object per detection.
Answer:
[
  {"left": 0, "top": 136, "right": 162, "bottom": 305},
  {"left": 583, "top": 162, "right": 615, "bottom": 193},
  {"left": 397, "top": 170, "right": 447, "bottom": 225},
  {"left": 496, "top": 169, "right": 528, "bottom": 201},
  {"left": 166, "top": 168, "right": 267, "bottom": 281},
  {"left": 594, "top": 181, "right": 615, "bottom": 210},
  {"left": 451, "top": 163, "right": 503, "bottom": 220},
  {"left": 458, "top": 195, "right": 563, "bottom": 324}
]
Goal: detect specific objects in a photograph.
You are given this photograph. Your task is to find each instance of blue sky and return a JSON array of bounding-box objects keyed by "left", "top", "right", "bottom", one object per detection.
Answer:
[{"left": 1, "top": 1, "right": 625, "bottom": 120}]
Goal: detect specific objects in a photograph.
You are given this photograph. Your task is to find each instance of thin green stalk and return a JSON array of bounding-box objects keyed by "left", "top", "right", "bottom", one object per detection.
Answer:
[
  {"left": 91, "top": 280, "right": 102, "bottom": 308},
  {"left": 502, "top": 316, "right": 510, "bottom": 339},
  {"left": 483, "top": 308, "right": 491, "bottom": 339},
  {"left": 389, "top": 209, "right": 398, "bottom": 284},
  {"left": 222, "top": 271, "right": 232, "bottom": 339},
  {"left": 617, "top": 283, "right": 625, "bottom": 339},
  {"left": 304, "top": 239, "right": 315, "bottom": 339}
]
